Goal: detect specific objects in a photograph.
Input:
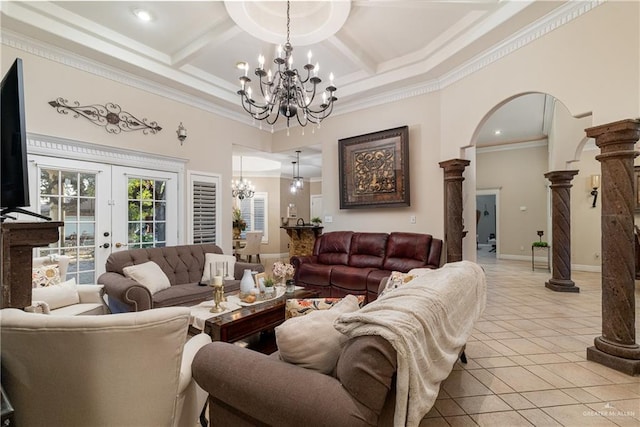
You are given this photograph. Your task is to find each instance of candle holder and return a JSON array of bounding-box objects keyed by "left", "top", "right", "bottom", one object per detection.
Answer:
[{"left": 210, "top": 284, "right": 225, "bottom": 313}]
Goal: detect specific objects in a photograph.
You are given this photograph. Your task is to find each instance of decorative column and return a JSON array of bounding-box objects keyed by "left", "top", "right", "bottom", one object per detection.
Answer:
[
  {"left": 586, "top": 118, "right": 640, "bottom": 376},
  {"left": 439, "top": 159, "right": 470, "bottom": 263},
  {"left": 544, "top": 170, "right": 580, "bottom": 293}
]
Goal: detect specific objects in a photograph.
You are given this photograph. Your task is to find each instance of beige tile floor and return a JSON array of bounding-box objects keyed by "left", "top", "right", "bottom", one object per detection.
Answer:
[{"left": 422, "top": 250, "right": 640, "bottom": 426}]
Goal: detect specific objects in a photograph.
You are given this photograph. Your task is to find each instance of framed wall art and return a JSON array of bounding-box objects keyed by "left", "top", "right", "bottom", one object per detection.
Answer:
[{"left": 339, "top": 126, "right": 409, "bottom": 209}]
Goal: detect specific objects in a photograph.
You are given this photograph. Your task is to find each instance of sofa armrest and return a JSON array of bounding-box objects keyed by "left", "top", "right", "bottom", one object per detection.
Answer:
[
  {"left": 179, "top": 333, "right": 212, "bottom": 394},
  {"left": 98, "top": 272, "right": 152, "bottom": 312},
  {"left": 290, "top": 255, "right": 317, "bottom": 269},
  {"left": 192, "top": 342, "right": 373, "bottom": 427},
  {"left": 233, "top": 261, "right": 264, "bottom": 279}
]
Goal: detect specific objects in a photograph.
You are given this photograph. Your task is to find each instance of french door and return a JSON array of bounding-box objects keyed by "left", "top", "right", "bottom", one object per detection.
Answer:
[{"left": 30, "top": 156, "right": 177, "bottom": 283}]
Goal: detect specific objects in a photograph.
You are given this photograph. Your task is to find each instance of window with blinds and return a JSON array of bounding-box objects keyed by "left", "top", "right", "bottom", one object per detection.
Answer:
[
  {"left": 239, "top": 192, "right": 268, "bottom": 242},
  {"left": 191, "top": 178, "right": 218, "bottom": 244}
]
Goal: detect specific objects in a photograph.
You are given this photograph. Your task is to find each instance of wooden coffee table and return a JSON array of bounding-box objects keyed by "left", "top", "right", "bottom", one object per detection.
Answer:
[{"left": 197, "top": 288, "right": 319, "bottom": 343}]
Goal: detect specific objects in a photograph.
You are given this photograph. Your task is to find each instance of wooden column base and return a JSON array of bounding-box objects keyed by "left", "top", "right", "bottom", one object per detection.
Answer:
[
  {"left": 545, "top": 278, "right": 579, "bottom": 293},
  {"left": 587, "top": 345, "right": 640, "bottom": 376}
]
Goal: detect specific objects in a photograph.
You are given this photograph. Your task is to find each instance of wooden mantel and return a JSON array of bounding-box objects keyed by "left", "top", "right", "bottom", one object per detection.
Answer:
[{"left": 1, "top": 221, "right": 63, "bottom": 308}]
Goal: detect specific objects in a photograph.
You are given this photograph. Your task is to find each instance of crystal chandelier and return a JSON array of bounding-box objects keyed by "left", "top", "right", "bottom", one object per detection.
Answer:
[
  {"left": 290, "top": 150, "right": 304, "bottom": 194},
  {"left": 232, "top": 156, "right": 255, "bottom": 200},
  {"left": 237, "top": 1, "right": 337, "bottom": 131}
]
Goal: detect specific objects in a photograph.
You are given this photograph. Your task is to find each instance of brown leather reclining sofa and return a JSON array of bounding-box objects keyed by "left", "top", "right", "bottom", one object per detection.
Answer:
[{"left": 291, "top": 231, "right": 442, "bottom": 303}]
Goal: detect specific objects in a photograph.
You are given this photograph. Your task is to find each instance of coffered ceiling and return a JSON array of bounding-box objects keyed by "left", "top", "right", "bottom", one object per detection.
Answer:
[{"left": 0, "top": 0, "right": 586, "bottom": 177}]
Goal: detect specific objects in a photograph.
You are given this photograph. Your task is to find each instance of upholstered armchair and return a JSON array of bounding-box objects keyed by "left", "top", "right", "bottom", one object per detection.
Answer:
[
  {"left": 31, "top": 255, "right": 109, "bottom": 315},
  {"left": 0, "top": 307, "right": 211, "bottom": 427}
]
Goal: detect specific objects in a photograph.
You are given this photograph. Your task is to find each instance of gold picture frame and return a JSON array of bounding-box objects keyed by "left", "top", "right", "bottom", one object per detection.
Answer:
[
  {"left": 254, "top": 272, "right": 266, "bottom": 287},
  {"left": 339, "top": 126, "right": 410, "bottom": 209}
]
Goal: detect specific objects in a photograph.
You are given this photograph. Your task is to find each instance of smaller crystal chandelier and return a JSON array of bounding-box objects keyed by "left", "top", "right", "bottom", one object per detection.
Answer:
[
  {"left": 237, "top": 1, "right": 337, "bottom": 131},
  {"left": 232, "top": 156, "right": 255, "bottom": 200}
]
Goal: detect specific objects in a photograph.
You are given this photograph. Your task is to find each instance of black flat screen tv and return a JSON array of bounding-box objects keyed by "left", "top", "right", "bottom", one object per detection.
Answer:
[{"left": 1, "top": 58, "right": 49, "bottom": 221}]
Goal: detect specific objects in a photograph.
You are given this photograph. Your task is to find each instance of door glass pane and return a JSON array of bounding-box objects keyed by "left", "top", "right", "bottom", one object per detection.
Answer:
[
  {"left": 39, "top": 168, "right": 98, "bottom": 284},
  {"left": 126, "top": 176, "right": 168, "bottom": 249}
]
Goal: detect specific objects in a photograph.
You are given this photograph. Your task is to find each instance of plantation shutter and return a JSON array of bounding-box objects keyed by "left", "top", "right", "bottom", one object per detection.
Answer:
[
  {"left": 192, "top": 180, "right": 217, "bottom": 244},
  {"left": 238, "top": 193, "right": 267, "bottom": 242}
]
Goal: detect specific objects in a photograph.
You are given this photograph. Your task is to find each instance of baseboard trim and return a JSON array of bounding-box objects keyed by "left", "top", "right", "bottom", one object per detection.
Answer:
[{"left": 497, "top": 254, "right": 601, "bottom": 272}]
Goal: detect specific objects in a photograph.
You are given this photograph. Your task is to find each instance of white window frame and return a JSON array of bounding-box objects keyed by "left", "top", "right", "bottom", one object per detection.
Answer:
[{"left": 239, "top": 192, "right": 268, "bottom": 243}]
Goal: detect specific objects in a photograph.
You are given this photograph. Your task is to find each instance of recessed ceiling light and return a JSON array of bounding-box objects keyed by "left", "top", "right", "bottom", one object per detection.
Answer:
[
  {"left": 133, "top": 8, "right": 153, "bottom": 22},
  {"left": 236, "top": 61, "right": 248, "bottom": 70},
  {"left": 494, "top": 130, "right": 502, "bottom": 135}
]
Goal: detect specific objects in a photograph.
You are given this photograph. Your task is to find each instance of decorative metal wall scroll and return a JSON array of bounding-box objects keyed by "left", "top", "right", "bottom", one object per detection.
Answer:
[
  {"left": 339, "top": 126, "right": 410, "bottom": 209},
  {"left": 48, "top": 98, "right": 162, "bottom": 135}
]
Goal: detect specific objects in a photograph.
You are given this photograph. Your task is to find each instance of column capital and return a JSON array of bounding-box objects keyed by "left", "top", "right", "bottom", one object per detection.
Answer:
[
  {"left": 439, "top": 158, "right": 471, "bottom": 173},
  {"left": 585, "top": 118, "right": 640, "bottom": 140},
  {"left": 439, "top": 159, "right": 470, "bottom": 181},
  {"left": 544, "top": 170, "right": 579, "bottom": 187}
]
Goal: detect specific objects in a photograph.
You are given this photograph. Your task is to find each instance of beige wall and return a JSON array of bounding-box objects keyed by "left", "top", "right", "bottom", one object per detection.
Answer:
[
  {"left": 272, "top": 91, "right": 444, "bottom": 238},
  {"left": 570, "top": 150, "right": 601, "bottom": 269},
  {"left": 4, "top": 1, "right": 638, "bottom": 264},
  {"left": 2, "top": 45, "right": 270, "bottom": 256},
  {"left": 477, "top": 145, "right": 549, "bottom": 258},
  {"left": 440, "top": 1, "right": 639, "bottom": 259}
]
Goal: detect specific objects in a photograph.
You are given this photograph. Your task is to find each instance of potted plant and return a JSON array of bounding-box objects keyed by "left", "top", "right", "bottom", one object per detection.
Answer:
[
  {"left": 263, "top": 277, "right": 275, "bottom": 296},
  {"left": 311, "top": 216, "right": 322, "bottom": 226},
  {"left": 532, "top": 241, "right": 548, "bottom": 247},
  {"left": 232, "top": 207, "right": 246, "bottom": 239}
]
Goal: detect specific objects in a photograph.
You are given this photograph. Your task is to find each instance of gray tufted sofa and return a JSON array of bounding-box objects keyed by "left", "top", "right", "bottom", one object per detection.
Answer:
[{"left": 98, "top": 244, "right": 263, "bottom": 312}]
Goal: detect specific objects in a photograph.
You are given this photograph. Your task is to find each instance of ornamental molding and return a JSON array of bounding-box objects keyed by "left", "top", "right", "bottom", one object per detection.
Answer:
[
  {"left": 2, "top": 1, "right": 603, "bottom": 130},
  {"left": 27, "top": 133, "right": 186, "bottom": 173}
]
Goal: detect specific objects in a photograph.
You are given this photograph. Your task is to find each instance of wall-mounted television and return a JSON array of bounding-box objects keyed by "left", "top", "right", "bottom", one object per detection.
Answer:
[{"left": 1, "top": 58, "right": 49, "bottom": 221}]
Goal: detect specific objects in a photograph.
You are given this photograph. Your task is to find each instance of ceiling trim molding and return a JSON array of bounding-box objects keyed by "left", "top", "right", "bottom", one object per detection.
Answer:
[
  {"left": 2, "top": 0, "right": 604, "bottom": 132},
  {"left": 1, "top": 30, "right": 253, "bottom": 126},
  {"left": 439, "top": 0, "right": 604, "bottom": 89},
  {"left": 477, "top": 138, "right": 548, "bottom": 154},
  {"left": 27, "top": 132, "right": 187, "bottom": 173}
]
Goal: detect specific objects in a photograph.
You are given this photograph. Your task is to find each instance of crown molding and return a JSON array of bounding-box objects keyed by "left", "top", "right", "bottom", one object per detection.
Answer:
[
  {"left": 477, "top": 138, "right": 548, "bottom": 154},
  {"left": 2, "top": 1, "right": 603, "bottom": 132},
  {"left": 27, "top": 132, "right": 187, "bottom": 173}
]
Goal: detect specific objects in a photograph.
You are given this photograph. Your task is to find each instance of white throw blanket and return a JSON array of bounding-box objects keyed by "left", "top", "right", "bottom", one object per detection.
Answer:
[{"left": 334, "top": 261, "right": 487, "bottom": 427}]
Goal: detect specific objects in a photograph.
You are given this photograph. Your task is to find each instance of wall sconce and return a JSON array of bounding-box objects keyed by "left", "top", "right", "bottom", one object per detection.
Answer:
[
  {"left": 590, "top": 174, "right": 600, "bottom": 208},
  {"left": 176, "top": 122, "right": 187, "bottom": 145}
]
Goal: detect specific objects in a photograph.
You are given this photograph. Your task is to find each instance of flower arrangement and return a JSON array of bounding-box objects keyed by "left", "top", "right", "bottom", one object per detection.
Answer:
[
  {"left": 232, "top": 207, "right": 246, "bottom": 231},
  {"left": 272, "top": 261, "right": 294, "bottom": 281}
]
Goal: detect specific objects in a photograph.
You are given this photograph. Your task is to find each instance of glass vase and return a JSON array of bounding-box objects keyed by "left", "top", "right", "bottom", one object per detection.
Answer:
[{"left": 286, "top": 279, "right": 295, "bottom": 294}]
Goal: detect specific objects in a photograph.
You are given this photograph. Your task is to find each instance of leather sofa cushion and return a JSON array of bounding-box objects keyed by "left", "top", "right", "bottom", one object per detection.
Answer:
[
  {"left": 330, "top": 266, "right": 373, "bottom": 292},
  {"left": 348, "top": 233, "right": 388, "bottom": 268},
  {"left": 383, "top": 232, "right": 434, "bottom": 271},
  {"left": 296, "top": 263, "right": 334, "bottom": 287},
  {"left": 316, "top": 232, "right": 353, "bottom": 266}
]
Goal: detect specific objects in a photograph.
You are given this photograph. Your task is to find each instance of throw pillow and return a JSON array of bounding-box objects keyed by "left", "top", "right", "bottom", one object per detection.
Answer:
[
  {"left": 285, "top": 295, "right": 366, "bottom": 319},
  {"left": 122, "top": 261, "right": 171, "bottom": 295},
  {"left": 31, "top": 278, "right": 79, "bottom": 310},
  {"left": 275, "top": 295, "right": 360, "bottom": 374},
  {"left": 201, "top": 253, "right": 236, "bottom": 283},
  {"left": 32, "top": 264, "right": 61, "bottom": 288},
  {"left": 379, "top": 271, "right": 414, "bottom": 297}
]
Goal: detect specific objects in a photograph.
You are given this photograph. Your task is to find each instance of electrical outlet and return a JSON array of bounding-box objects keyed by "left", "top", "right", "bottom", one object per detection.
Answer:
[
  {"left": 324, "top": 215, "right": 333, "bottom": 223},
  {"left": 410, "top": 215, "right": 416, "bottom": 224}
]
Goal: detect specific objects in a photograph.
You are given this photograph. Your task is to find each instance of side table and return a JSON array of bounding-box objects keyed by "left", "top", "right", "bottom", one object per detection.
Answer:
[{"left": 531, "top": 245, "right": 550, "bottom": 271}]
